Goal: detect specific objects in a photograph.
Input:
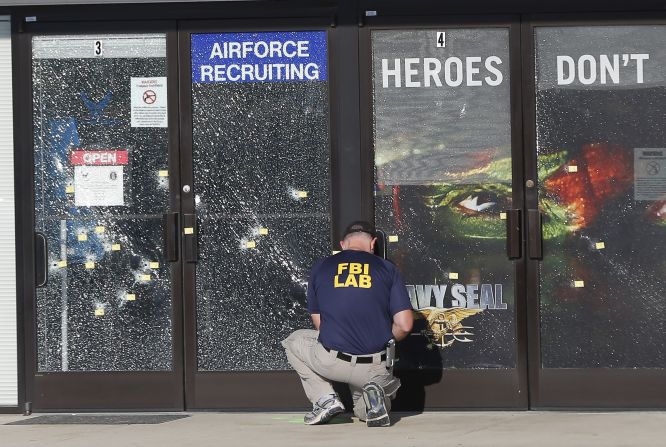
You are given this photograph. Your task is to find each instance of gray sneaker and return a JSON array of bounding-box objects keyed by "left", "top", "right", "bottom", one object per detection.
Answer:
[
  {"left": 304, "top": 394, "right": 345, "bottom": 425},
  {"left": 362, "top": 382, "right": 390, "bottom": 427}
]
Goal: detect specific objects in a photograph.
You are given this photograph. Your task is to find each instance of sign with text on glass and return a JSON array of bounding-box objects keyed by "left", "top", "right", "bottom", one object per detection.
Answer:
[{"left": 191, "top": 31, "right": 328, "bottom": 83}]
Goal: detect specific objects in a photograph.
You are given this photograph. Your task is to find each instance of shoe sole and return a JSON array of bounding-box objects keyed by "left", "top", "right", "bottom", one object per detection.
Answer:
[
  {"left": 366, "top": 414, "right": 390, "bottom": 427},
  {"left": 362, "top": 382, "right": 390, "bottom": 427}
]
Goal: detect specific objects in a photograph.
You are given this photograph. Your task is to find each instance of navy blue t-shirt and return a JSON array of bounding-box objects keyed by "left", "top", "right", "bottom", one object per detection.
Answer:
[{"left": 307, "top": 250, "right": 413, "bottom": 355}]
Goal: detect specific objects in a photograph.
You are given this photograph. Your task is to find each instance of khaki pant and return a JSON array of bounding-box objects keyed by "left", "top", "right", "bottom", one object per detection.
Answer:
[{"left": 282, "top": 329, "right": 400, "bottom": 420}]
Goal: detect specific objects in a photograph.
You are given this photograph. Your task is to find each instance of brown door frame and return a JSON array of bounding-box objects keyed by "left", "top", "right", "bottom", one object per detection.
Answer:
[
  {"left": 358, "top": 14, "right": 529, "bottom": 409},
  {"left": 17, "top": 20, "right": 185, "bottom": 411},
  {"left": 522, "top": 12, "right": 666, "bottom": 409}
]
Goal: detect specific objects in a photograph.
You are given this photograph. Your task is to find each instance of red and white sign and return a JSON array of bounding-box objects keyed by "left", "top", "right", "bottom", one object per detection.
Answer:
[{"left": 70, "top": 150, "right": 129, "bottom": 166}]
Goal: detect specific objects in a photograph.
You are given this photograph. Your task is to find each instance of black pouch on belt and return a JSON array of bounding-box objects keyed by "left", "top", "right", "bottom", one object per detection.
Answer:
[{"left": 385, "top": 339, "right": 396, "bottom": 369}]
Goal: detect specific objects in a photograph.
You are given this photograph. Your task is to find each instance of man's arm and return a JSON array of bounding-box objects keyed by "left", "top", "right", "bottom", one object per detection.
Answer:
[
  {"left": 391, "top": 309, "right": 413, "bottom": 341},
  {"left": 311, "top": 313, "right": 321, "bottom": 330}
]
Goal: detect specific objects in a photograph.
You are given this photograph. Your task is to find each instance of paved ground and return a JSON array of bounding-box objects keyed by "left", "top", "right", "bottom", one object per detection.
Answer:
[{"left": 1, "top": 411, "right": 665, "bottom": 446}]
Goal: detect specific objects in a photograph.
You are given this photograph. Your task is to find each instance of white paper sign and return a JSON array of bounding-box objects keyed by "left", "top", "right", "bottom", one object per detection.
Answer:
[
  {"left": 74, "top": 166, "right": 124, "bottom": 206},
  {"left": 131, "top": 77, "right": 168, "bottom": 128},
  {"left": 634, "top": 148, "right": 666, "bottom": 201}
]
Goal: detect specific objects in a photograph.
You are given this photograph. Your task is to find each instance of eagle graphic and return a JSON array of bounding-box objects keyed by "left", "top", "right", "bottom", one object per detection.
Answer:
[
  {"left": 80, "top": 91, "right": 113, "bottom": 124},
  {"left": 413, "top": 307, "right": 483, "bottom": 348}
]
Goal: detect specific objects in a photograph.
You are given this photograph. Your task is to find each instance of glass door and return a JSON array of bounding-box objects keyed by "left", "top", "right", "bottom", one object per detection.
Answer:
[
  {"left": 528, "top": 21, "right": 666, "bottom": 407},
  {"left": 27, "top": 26, "right": 183, "bottom": 410},
  {"left": 362, "top": 19, "right": 527, "bottom": 408},
  {"left": 179, "top": 21, "right": 333, "bottom": 408}
]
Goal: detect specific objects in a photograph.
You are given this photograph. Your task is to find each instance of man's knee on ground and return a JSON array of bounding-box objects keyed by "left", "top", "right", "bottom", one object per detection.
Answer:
[
  {"left": 353, "top": 399, "right": 367, "bottom": 421},
  {"left": 353, "top": 395, "right": 392, "bottom": 421}
]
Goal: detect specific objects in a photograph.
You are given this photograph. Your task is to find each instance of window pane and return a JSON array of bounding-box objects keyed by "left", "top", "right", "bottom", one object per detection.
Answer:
[
  {"left": 536, "top": 26, "right": 666, "bottom": 368},
  {"left": 191, "top": 32, "right": 331, "bottom": 371},
  {"left": 33, "top": 34, "right": 172, "bottom": 371}
]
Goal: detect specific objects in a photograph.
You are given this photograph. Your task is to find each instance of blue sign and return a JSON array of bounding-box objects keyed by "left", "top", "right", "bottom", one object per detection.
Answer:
[{"left": 191, "top": 31, "right": 328, "bottom": 83}]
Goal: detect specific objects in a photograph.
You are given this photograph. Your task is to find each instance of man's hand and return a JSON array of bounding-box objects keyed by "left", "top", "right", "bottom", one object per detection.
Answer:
[
  {"left": 311, "top": 313, "right": 321, "bottom": 330},
  {"left": 391, "top": 309, "right": 414, "bottom": 341}
]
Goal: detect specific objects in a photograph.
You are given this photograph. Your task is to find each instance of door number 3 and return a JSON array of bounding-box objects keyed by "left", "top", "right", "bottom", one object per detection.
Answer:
[{"left": 93, "top": 40, "right": 103, "bottom": 57}]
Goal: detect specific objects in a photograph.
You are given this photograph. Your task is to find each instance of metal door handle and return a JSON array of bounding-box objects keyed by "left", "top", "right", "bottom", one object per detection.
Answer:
[
  {"left": 183, "top": 214, "right": 198, "bottom": 263},
  {"left": 374, "top": 228, "right": 387, "bottom": 260},
  {"left": 528, "top": 209, "right": 543, "bottom": 260},
  {"left": 35, "top": 232, "right": 48, "bottom": 288},
  {"left": 163, "top": 212, "right": 179, "bottom": 262},
  {"left": 505, "top": 209, "right": 522, "bottom": 259}
]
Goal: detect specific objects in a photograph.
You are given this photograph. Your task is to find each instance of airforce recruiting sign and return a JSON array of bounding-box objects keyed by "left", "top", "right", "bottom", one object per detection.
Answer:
[{"left": 191, "top": 31, "right": 328, "bottom": 83}]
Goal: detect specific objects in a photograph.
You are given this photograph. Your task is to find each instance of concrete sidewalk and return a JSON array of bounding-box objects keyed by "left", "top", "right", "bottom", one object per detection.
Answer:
[{"left": 1, "top": 411, "right": 665, "bottom": 447}]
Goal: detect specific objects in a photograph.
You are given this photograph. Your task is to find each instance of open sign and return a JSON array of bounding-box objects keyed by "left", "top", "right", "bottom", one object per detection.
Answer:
[{"left": 70, "top": 150, "right": 129, "bottom": 166}]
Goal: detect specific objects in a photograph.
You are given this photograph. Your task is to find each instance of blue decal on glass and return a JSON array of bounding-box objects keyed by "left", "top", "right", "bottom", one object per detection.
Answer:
[
  {"left": 46, "top": 118, "right": 79, "bottom": 215},
  {"left": 191, "top": 31, "right": 327, "bottom": 83},
  {"left": 80, "top": 91, "right": 118, "bottom": 126}
]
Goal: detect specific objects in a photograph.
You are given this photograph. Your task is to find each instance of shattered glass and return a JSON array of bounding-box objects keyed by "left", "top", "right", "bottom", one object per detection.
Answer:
[
  {"left": 372, "top": 29, "right": 516, "bottom": 369},
  {"left": 192, "top": 67, "right": 331, "bottom": 370},
  {"left": 536, "top": 26, "right": 666, "bottom": 368},
  {"left": 33, "top": 34, "right": 172, "bottom": 371}
]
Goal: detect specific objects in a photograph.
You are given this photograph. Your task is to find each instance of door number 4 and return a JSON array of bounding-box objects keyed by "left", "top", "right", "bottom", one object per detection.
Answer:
[
  {"left": 436, "top": 32, "right": 446, "bottom": 48},
  {"left": 93, "top": 40, "right": 103, "bottom": 57}
]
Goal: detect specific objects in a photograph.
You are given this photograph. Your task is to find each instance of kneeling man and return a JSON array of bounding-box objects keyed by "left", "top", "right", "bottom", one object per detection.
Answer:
[{"left": 282, "top": 221, "right": 413, "bottom": 427}]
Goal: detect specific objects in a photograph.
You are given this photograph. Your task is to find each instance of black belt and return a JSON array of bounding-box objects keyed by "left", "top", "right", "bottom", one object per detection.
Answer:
[{"left": 324, "top": 347, "right": 386, "bottom": 364}]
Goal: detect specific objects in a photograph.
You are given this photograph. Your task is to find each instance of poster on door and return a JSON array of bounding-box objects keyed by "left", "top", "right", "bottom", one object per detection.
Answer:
[
  {"left": 535, "top": 26, "right": 666, "bottom": 369},
  {"left": 131, "top": 77, "right": 168, "bottom": 127},
  {"left": 372, "top": 28, "right": 515, "bottom": 370},
  {"left": 74, "top": 165, "right": 124, "bottom": 206},
  {"left": 70, "top": 149, "right": 128, "bottom": 207}
]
